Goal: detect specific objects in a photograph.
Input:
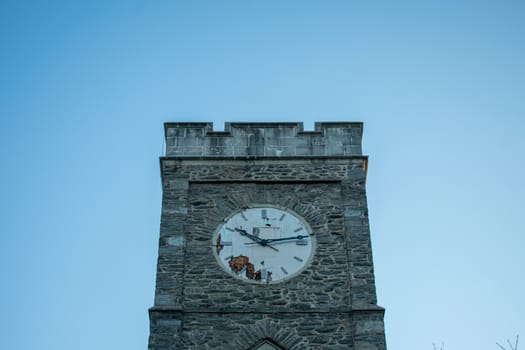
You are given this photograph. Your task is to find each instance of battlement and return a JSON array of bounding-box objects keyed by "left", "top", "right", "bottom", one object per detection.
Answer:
[{"left": 164, "top": 122, "right": 364, "bottom": 157}]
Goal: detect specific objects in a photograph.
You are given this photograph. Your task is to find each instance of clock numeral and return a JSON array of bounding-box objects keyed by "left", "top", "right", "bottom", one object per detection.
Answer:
[
  {"left": 279, "top": 213, "right": 286, "bottom": 221},
  {"left": 296, "top": 240, "right": 308, "bottom": 246},
  {"left": 225, "top": 227, "right": 235, "bottom": 232},
  {"left": 261, "top": 209, "right": 267, "bottom": 219},
  {"left": 294, "top": 227, "right": 304, "bottom": 232},
  {"left": 241, "top": 213, "right": 248, "bottom": 221},
  {"left": 222, "top": 241, "right": 232, "bottom": 246},
  {"left": 281, "top": 267, "right": 288, "bottom": 275},
  {"left": 293, "top": 256, "right": 303, "bottom": 262}
]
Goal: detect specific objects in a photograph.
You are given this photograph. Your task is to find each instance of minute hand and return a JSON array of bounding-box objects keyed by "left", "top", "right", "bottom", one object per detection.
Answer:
[{"left": 263, "top": 235, "right": 308, "bottom": 243}]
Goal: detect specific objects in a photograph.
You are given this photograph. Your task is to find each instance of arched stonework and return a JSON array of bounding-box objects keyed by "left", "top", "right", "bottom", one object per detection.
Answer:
[
  {"left": 251, "top": 338, "right": 284, "bottom": 350},
  {"left": 232, "top": 318, "right": 307, "bottom": 350}
]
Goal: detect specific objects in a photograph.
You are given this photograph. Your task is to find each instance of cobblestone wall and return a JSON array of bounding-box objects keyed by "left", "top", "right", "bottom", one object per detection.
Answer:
[{"left": 149, "top": 122, "right": 386, "bottom": 350}]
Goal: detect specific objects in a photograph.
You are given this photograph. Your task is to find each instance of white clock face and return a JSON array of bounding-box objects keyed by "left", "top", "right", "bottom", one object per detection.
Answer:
[{"left": 212, "top": 206, "right": 315, "bottom": 284}]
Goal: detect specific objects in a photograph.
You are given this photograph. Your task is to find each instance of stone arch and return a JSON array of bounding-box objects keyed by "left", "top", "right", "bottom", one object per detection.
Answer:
[
  {"left": 250, "top": 338, "right": 284, "bottom": 350},
  {"left": 232, "top": 318, "right": 308, "bottom": 350}
]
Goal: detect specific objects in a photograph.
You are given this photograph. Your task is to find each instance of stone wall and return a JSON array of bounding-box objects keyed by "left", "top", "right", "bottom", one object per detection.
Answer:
[
  {"left": 182, "top": 181, "right": 348, "bottom": 312},
  {"left": 164, "top": 122, "right": 363, "bottom": 157},
  {"left": 149, "top": 312, "right": 357, "bottom": 349},
  {"left": 149, "top": 122, "right": 386, "bottom": 350}
]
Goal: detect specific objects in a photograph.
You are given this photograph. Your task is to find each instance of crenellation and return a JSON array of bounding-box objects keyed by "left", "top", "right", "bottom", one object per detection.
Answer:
[{"left": 164, "top": 121, "right": 364, "bottom": 157}]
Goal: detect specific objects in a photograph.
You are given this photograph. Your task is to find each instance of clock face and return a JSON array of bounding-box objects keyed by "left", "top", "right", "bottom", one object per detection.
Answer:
[{"left": 212, "top": 206, "right": 315, "bottom": 284}]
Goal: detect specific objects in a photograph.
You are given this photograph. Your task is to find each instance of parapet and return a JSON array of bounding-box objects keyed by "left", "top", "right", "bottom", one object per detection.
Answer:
[{"left": 164, "top": 122, "right": 363, "bottom": 157}]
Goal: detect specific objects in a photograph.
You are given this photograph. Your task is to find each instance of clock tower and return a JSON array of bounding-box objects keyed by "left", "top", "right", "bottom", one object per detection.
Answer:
[{"left": 148, "top": 122, "right": 387, "bottom": 349}]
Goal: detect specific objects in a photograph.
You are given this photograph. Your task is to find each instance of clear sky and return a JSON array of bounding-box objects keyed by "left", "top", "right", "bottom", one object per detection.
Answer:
[{"left": 1, "top": 1, "right": 523, "bottom": 349}]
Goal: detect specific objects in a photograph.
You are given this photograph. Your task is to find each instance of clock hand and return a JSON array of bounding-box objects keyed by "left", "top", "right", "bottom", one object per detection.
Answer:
[
  {"left": 234, "top": 228, "right": 279, "bottom": 251},
  {"left": 234, "top": 227, "right": 261, "bottom": 241},
  {"left": 244, "top": 235, "right": 308, "bottom": 245},
  {"left": 264, "top": 235, "right": 308, "bottom": 243}
]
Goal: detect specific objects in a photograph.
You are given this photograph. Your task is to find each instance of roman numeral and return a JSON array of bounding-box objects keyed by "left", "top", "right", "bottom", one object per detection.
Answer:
[
  {"left": 279, "top": 213, "right": 286, "bottom": 221},
  {"left": 281, "top": 267, "right": 288, "bottom": 275},
  {"left": 293, "top": 256, "right": 303, "bottom": 262},
  {"left": 241, "top": 213, "right": 248, "bottom": 221},
  {"left": 294, "top": 227, "right": 304, "bottom": 232}
]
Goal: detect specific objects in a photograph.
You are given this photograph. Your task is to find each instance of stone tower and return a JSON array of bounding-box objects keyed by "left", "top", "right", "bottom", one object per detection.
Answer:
[{"left": 148, "top": 122, "right": 386, "bottom": 349}]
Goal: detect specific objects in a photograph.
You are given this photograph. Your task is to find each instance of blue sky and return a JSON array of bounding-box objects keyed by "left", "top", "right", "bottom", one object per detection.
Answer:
[{"left": 1, "top": 1, "right": 523, "bottom": 349}]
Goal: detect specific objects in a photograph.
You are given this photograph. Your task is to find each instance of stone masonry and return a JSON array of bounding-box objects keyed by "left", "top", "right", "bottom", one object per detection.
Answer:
[{"left": 149, "top": 122, "right": 387, "bottom": 349}]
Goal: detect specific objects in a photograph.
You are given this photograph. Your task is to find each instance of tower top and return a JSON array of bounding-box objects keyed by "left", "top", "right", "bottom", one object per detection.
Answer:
[{"left": 164, "top": 121, "right": 364, "bottom": 157}]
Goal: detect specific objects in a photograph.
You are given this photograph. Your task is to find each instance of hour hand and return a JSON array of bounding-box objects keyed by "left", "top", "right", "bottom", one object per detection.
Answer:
[
  {"left": 234, "top": 228, "right": 279, "bottom": 251},
  {"left": 234, "top": 228, "right": 260, "bottom": 241}
]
